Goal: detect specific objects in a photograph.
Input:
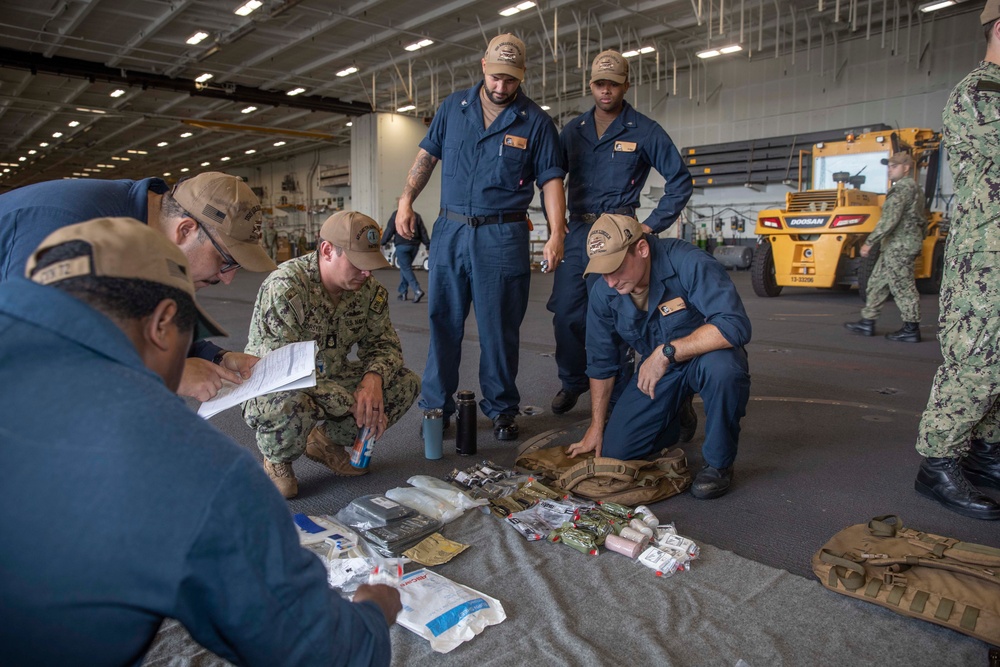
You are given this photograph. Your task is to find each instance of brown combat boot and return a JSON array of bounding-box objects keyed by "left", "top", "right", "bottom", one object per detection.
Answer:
[
  {"left": 305, "top": 427, "right": 368, "bottom": 476},
  {"left": 263, "top": 459, "right": 298, "bottom": 499}
]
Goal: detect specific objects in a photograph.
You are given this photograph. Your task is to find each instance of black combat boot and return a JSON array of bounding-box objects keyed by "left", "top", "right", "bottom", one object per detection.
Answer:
[
  {"left": 914, "top": 457, "right": 1000, "bottom": 520},
  {"left": 962, "top": 439, "right": 1000, "bottom": 490},
  {"left": 885, "top": 322, "right": 921, "bottom": 343},
  {"left": 844, "top": 318, "right": 876, "bottom": 336}
]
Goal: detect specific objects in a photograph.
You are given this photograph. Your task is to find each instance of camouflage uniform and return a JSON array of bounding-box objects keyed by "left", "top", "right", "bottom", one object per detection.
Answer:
[
  {"left": 242, "top": 252, "right": 420, "bottom": 463},
  {"left": 861, "top": 175, "right": 926, "bottom": 322},
  {"left": 916, "top": 61, "right": 1000, "bottom": 458}
]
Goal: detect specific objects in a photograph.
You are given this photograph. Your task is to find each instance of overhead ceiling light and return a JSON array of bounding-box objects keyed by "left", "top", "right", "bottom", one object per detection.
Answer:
[
  {"left": 287, "top": 87, "right": 306, "bottom": 96},
  {"left": 234, "top": 0, "right": 263, "bottom": 17},
  {"left": 397, "top": 104, "right": 416, "bottom": 112},
  {"left": 499, "top": 1, "right": 535, "bottom": 16},
  {"left": 180, "top": 132, "right": 193, "bottom": 138},
  {"left": 18, "top": 156, "right": 26, "bottom": 162},
  {"left": 241, "top": 106, "right": 258, "bottom": 114},
  {"left": 245, "top": 149, "right": 256, "bottom": 154},
  {"left": 201, "top": 161, "right": 211, "bottom": 166},
  {"left": 111, "top": 156, "right": 130, "bottom": 161},
  {"left": 220, "top": 156, "right": 231, "bottom": 161},
  {"left": 76, "top": 107, "right": 106, "bottom": 114},
  {"left": 346, "top": 122, "right": 353, "bottom": 127},
  {"left": 52, "top": 132, "right": 63, "bottom": 138},
  {"left": 697, "top": 48, "right": 721, "bottom": 59},
  {"left": 195, "top": 73, "right": 213, "bottom": 83},
  {"left": 405, "top": 39, "right": 434, "bottom": 52},
  {"left": 102, "top": 164, "right": 115, "bottom": 168},
  {"left": 39, "top": 142, "right": 48, "bottom": 147},
  {"left": 720, "top": 44, "right": 743, "bottom": 54},
  {"left": 919, "top": 0, "right": 955, "bottom": 10},
  {"left": 3, "top": 169, "right": 9, "bottom": 173},
  {"left": 336, "top": 66, "right": 358, "bottom": 77},
  {"left": 273, "top": 141, "right": 286, "bottom": 147},
  {"left": 110, "top": 89, "right": 125, "bottom": 98},
  {"left": 164, "top": 172, "right": 171, "bottom": 176},
  {"left": 157, "top": 141, "right": 169, "bottom": 147},
  {"left": 126, "top": 149, "right": 148, "bottom": 155},
  {"left": 180, "top": 167, "right": 190, "bottom": 172},
  {"left": 622, "top": 46, "right": 655, "bottom": 58},
  {"left": 186, "top": 31, "right": 210, "bottom": 45},
  {"left": 540, "top": 105, "right": 551, "bottom": 110},
  {"left": 68, "top": 121, "right": 80, "bottom": 127},
  {"left": 28, "top": 149, "right": 36, "bottom": 154}
]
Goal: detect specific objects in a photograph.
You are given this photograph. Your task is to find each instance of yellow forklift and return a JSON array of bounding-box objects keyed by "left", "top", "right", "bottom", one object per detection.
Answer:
[{"left": 750, "top": 128, "right": 946, "bottom": 298}]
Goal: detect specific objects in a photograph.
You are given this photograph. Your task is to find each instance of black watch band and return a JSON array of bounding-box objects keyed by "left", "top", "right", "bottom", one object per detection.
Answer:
[
  {"left": 661, "top": 343, "right": 678, "bottom": 365},
  {"left": 212, "top": 349, "right": 229, "bottom": 365}
]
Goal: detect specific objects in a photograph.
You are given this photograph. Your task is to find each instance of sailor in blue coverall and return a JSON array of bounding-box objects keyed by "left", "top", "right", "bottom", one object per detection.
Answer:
[
  {"left": 548, "top": 50, "right": 693, "bottom": 418},
  {"left": 393, "top": 34, "right": 567, "bottom": 441},
  {"left": 0, "top": 174, "right": 274, "bottom": 402},
  {"left": 567, "top": 214, "right": 751, "bottom": 499}
]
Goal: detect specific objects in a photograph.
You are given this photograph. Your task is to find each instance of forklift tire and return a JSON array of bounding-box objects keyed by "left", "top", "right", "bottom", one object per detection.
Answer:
[
  {"left": 751, "top": 241, "right": 782, "bottom": 297},
  {"left": 857, "top": 246, "right": 880, "bottom": 302},
  {"left": 916, "top": 240, "right": 945, "bottom": 295}
]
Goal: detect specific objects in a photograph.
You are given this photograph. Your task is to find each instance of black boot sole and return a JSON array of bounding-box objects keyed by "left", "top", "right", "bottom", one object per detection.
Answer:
[
  {"left": 690, "top": 483, "right": 731, "bottom": 500},
  {"left": 914, "top": 480, "right": 1000, "bottom": 520}
]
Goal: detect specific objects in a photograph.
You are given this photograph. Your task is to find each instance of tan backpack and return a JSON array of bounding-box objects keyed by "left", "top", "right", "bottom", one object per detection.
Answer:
[
  {"left": 514, "top": 445, "right": 692, "bottom": 505},
  {"left": 812, "top": 515, "right": 1000, "bottom": 645}
]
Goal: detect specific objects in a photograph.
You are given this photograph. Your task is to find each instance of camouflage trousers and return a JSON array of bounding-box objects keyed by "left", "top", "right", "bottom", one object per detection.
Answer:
[
  {"left": 916, "top": 253, "right": 1000, "bottom": 458},
  {"left": 862, "top": 247, "right": 920, "bottom": 322},
  {"left": 243, "top": 368, "right": 420, "bottom": 462}
]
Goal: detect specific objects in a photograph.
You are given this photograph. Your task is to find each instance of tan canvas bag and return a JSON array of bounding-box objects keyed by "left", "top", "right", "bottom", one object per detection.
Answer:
[
  {"left": 515, "top": 446, "right": 691, "bottom": 505},
  {"left": 812, "top": 515, "right": 1000, "bottom": 645}
]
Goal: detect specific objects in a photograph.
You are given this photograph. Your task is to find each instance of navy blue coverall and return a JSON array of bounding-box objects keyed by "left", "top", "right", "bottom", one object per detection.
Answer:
[
  {"left": 417, "top": 82, "right": 565, "bottom": 419},
  {"left": 587, "top": 236, "right": 751, "bottom": 466},
  {"left": 550, "top": 101, "right": 692, "bottom": 394}
]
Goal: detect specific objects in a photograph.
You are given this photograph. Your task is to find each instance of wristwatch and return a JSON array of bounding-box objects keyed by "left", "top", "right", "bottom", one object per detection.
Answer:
[{"left": 661, "top": 343, "right": 677, "bottom": 365}]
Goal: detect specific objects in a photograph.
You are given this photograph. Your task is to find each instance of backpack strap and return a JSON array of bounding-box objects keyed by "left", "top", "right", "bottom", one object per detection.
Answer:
[
  {"left": 867, "top": 515, "right": 902, "bottom": 537},
  {"left": 555, "top": 457, "right": 642, "bottom": 492},
  {"left": 819, "top": 549, "right": 867, "bottom": 591}
]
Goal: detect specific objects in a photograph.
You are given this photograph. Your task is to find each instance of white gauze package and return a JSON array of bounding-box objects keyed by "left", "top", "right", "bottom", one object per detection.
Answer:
[{"left": 395, "top": 568, "right": 506, "bottom": 653}]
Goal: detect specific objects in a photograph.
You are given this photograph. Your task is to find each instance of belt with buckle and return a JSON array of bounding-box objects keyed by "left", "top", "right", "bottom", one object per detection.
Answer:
[
  {"left": 440, "top": 208, "right": 527, "bottom": 228},
  {"left": 568, "top": 208, "right": 636, "bottom": 225}
]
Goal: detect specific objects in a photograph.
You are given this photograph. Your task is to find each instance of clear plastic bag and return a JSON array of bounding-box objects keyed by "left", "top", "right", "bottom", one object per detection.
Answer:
[
  {"left": 385, "top": 486, "right": 464, "bottom": 524},
  {"left": 407, "top": 475, "right": 488, "bottom": 510},
  {"left": 396, "top": 569, "right": 506, "bottom": 653}
]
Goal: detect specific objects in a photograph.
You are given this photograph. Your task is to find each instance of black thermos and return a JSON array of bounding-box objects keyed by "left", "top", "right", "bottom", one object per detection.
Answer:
[{"left": 455, "top": 390, "right": 477, "bottom": 456}]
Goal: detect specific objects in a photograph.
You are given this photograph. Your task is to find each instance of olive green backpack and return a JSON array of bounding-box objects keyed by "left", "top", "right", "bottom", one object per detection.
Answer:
[{"left": 813, "top": 515, "right": 1000, "bottom": 645}]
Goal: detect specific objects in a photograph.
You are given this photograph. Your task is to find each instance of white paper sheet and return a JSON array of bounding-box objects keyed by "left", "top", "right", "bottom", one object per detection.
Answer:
[{"left": 197, "top": 341, "right": 318, "bottom": 419}]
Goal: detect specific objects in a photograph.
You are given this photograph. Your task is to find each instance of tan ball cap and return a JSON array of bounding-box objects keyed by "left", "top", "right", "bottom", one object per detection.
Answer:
[
  {"left": 982, "top": 0, "right": 1000, "bottom": 24},
  {"left": 591, "top": 50, "right": 629, "bottom": 84},
  {"left": 880, "top": 152, "right": 915, "bottom": 169},
  {"left": 171, "top": 172, "right": 277, "bottom": 273},
  {"left": 320, "top": 211, "right": 390, "bottom": 271},
  {"left": 25, "top": 216, "right": 227, "bottom": 338},
  {"left": 583, "top": 214, "right": 643, "bottom": 276},
  {"left": 484, "top": 33, "right": 526, "bottom": 81}
]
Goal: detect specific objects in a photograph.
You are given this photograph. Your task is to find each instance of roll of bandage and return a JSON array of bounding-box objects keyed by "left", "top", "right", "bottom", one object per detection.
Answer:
[{"left": 605, "top": 534, "right": 643, "bottom": 559}]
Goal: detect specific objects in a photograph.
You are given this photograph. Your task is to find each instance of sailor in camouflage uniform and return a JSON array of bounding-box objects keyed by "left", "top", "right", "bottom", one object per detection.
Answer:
[
  {"left": 844, "top": 152, "right": 926, "bottom": 343},
  {"left": 912, "top": 1, "right": 1000, "bottom": 521},
  {"left": 243, "top": 211, "right": 420, "bottom": 498}
]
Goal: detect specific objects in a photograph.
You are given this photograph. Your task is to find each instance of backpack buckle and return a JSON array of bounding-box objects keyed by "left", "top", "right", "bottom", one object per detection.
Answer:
[{"left": 883, "top": 572, "right": 907, "bottom": 586}]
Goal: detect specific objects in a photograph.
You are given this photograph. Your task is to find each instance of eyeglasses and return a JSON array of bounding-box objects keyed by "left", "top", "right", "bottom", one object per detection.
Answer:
[{"left": 196, "top": 220, "right": 241, "bottom": 273}]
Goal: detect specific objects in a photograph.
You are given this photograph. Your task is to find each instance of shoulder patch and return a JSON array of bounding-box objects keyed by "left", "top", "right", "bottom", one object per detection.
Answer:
[
  {"left": 975, "top": 79, "right": 1000, "bottom": 94},
  {"left": 370, "top": 285, "right": 388, "bottom": 315},
  {"left": 284, "top": 286, "right": 305, "bottom": 325}
]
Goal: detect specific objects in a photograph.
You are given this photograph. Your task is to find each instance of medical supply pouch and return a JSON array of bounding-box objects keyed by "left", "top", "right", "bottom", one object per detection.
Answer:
[
  {"left": 812, "top": 515, "right": 1000, "bottom": 645},
  {"left": 515, "top": 446, "right": 691, "bottom": 505}
]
